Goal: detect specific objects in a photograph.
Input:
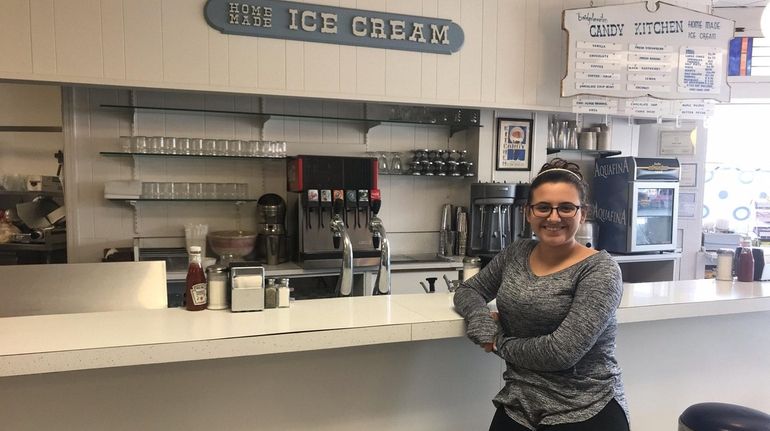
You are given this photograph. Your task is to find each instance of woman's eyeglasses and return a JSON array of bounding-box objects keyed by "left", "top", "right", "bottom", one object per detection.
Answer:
[{"left": 529, "top": 203, "right": 581, "bottom": 218}]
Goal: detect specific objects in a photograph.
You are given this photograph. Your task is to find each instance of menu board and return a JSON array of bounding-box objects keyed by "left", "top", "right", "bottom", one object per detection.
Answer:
[
  {"left": 562, "top": 2, "right": 734, "bottom": 102},
  {"left": 572, "top": 95, "right": 715, "bottom": 120}
]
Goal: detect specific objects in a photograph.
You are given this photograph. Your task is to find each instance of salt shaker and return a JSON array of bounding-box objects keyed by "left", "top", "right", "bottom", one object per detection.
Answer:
[
  {"left": 278, "top": 278, "right": 290, "bottom": 308},
  {"left": 716, "top": 249, "right": 734, "bottom": 281},
  {"left": 206, "top": 265, "right": 229, "bottom": 310}
]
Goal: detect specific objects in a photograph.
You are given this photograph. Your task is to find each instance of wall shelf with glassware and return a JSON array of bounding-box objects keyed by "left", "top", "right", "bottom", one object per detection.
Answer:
[
  {"left": 546, "top": 148, "right": 621, "bottom": 158},
  {"left": 107, "top": 198, "right": 259, "bottom": 202},
  {"left": 99, "top": 104, "right": 482, "bottom": 137},
  {"left": 379, "top": 172, "right": 475, "bottom": 178},
  {"left": 99, "top": 151, "right": 286, "bottom": 160}
]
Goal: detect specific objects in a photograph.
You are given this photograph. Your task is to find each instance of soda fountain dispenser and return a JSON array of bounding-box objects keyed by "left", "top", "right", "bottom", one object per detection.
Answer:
[{"left": 287, "top": 155, "right": 380, "bottom": 269}]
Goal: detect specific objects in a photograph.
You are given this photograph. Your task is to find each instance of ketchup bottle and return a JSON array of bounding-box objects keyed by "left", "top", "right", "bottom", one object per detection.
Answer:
[
  {"left": 736, "top": 240, "right": 755, "bottom": 283},
  {"left": 185, "top": 246, "right": 208, "bottom": 311}
]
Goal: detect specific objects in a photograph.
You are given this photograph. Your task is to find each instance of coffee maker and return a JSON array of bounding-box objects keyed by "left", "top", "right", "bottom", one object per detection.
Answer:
[
  {"left": 255, "top": 193, "right": 288, "bottom": 265},
  {"left": 468, "top": 182, "right": 530, "bottom": 262},
  {"left": 287, "top": 155, "right": 380, "bottom": 268}
]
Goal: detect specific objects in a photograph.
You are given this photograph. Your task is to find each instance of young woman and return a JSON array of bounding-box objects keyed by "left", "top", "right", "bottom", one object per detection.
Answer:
[{"left": 453, "top": 158, "right": 629, "bottom": 431}]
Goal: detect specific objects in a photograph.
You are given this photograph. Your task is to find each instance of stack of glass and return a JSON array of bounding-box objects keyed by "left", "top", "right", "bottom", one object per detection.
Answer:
[
  {"left": 141, "top": 182, "right": 248, "bottom": 199},
  {"left": 119, "top": 136, "right": 287, "bottom": 158}
]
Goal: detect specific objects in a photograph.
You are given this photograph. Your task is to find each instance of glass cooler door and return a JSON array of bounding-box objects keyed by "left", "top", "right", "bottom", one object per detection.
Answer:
[{"left": 630, "top": 182, "right": 679, "bottom": 252}]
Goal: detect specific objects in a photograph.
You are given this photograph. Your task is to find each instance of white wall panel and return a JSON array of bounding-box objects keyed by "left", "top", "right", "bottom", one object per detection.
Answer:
[
  {"left": 0, "top": 0, "right": 33, "bottom": 74},
  {"left": 124, "top": 0, "right": 164, "bottom": 82},
  {"left": 522, "top": 0, "right": 541, "bottom": 106},
  {"left": 535, "top": 0, "right": 564, "bottom": 108},
  {"left": 479, "top": 0, "right": 497, "bottom": 104},
  {"left": 494, "top": 0, "right": 526, "bottom": 105},
  {"left": 54, "top": 0, "right": 103, "bottom": 78},
  {"left": 434, "top": 0, "right": 461, "bottom": 102},
  {"left": 458, "top": 0, "right": 483, "bottom": 103},
  {"left": 30, "top": 0, "right": 57, "bottom": 75},
  {"left": 161, "top": 0, "right": 209, "bottom": 85},
  {"left": 100, "top": 0, "right": 126, "bottom": 80},
  {"left": 285, "top": 41, "right": 305, "bottom": 91},
  {"left": 228, "top": 36, "right": 259, "bottom": 89},
  {"left": 257, "top": 39, "right": 287, "bottom": 90},
  {"left": 207, "top": 28, "right": 230, "bottom": 87}
]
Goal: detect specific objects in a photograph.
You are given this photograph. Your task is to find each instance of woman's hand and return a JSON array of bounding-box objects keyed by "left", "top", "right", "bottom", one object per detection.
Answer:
[{"left": 480, "top": 312, "right": 499, "bottom": 352}]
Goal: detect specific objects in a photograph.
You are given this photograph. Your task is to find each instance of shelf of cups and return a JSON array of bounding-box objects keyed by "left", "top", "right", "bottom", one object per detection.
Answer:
[
  {"left": 106, "top": 198, "right": 259, "bottom": 202},
  {"left": 100, "top": 151, "right": 286, "bottom": 160}
]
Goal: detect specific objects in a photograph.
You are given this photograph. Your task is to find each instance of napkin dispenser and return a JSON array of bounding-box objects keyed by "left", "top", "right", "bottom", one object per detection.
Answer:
[{"left": 230, "top": 265, "right": 265, "bottom": 312}]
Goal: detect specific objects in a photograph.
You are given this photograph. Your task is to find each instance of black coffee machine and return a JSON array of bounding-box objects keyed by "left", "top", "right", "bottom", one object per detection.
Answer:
[{"left": 468, "top": 182, "right": 530, "bottom": 265}]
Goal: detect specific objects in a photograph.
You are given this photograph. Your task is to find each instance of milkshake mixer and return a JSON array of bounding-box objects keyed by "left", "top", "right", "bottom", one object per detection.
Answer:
[{"left": 468, "top": 182, "right": 530, "bottom": 262}]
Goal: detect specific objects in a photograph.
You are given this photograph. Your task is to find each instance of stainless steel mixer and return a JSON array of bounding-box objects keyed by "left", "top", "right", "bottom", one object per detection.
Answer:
[{"left": 255, "top": 193, "right": 287, "bottom": 265}]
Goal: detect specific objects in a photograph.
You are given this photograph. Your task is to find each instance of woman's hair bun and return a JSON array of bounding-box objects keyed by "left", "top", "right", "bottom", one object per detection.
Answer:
[{"left": 536, "top": 158, "right": 583, "bottom": 180}]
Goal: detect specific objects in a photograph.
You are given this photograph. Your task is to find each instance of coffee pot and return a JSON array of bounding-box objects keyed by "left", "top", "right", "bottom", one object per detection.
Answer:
[{"left": 256, "top": 193, "right": 287, "bottom": 265}]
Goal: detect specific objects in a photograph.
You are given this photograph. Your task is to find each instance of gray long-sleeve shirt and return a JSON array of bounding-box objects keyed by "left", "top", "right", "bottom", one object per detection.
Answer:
[{"left": 453, "top": 239, "right": 628, "bottom": 430}]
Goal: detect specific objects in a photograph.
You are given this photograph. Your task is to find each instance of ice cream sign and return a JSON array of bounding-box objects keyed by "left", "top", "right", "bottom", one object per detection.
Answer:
[
  {"left": 562, "top": 2, "right": 734, "bottom": 102},
  {"left": 204, "top": 0, "right": 464, "bottom": 55}
]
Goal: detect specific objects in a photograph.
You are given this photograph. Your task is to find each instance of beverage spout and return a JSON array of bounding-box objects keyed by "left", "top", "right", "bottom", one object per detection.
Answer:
[
  {"left": 367, "top": 196, "right": 390, "bottom": 295},
  {"left": 330, "top": 198, "right": 354, "bottom": 296}
]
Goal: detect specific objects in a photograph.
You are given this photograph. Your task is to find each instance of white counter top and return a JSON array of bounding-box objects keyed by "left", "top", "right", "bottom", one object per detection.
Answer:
[{"left": 2, "top": 279, "right": 769, "bottom": 377}]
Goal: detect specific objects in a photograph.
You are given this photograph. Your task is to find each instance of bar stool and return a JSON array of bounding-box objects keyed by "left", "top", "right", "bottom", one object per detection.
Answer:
[{"left": 679, "top": 402, "right": 770, "bottom": 431}]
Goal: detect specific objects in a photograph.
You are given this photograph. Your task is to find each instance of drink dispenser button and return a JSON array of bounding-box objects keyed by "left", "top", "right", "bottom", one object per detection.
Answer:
[
  {"left": 304, "top": 189, "right": 319, "bottom": 229},
  {"left": 319, "top": 189, "right": 332, "bottom": 228},
  {"left": 345, "top": 189, "right": 358, "bottom": 228},
  {"left": 358, "top": 189, "right": 370, "bottom": 227}
]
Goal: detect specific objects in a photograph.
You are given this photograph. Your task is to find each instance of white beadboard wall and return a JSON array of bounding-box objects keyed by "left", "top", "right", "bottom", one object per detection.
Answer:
[
  {"left": 67, "top": 86, "right": 476, "bottom": 262},
  {"left": 0, "top": 0, "right": 711, "bottom": 111}
]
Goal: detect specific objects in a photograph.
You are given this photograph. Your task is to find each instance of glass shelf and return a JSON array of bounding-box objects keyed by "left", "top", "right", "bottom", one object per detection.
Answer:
[
  {"left": 379, "top": 172, "right": 475, "bottom": 178},
  {"left": 100, "top": 151, "right": 285, "bottom": 160},
  {"left": 100, "top": 104, "right": 482, "bottom": 136},
  {"left": 546, "top": 148, "right": 621, "bottom": 158},
  {"left": 107, "top": 198, "right": 259, "bottom": 202}
]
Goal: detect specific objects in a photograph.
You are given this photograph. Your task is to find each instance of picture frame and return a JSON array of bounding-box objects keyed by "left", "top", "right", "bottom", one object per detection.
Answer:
[
  {"left": 496, "top": 118, "right": 533, "bottom": 171},
  {"left": 679, "top": 163, "right": 698, "bottom": 187}
]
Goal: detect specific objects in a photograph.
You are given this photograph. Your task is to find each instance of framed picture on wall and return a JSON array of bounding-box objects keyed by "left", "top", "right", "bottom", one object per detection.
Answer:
[{"left": 496, "top": 118, "right": 533, "bottom": 171}]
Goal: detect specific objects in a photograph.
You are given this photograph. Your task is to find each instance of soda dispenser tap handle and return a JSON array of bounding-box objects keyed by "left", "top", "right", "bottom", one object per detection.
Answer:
[
  {"left": 333, "top": 232, "right": 341, "bottom": 249},
  {"left": 371, "top": 199, "right": 381, "bottom": 215},
  {"left": 372, "top": 231, "right": 381, "bottom": 249},
  {"left": 333, "top": 198, "right": 344, "bottom": 216}
]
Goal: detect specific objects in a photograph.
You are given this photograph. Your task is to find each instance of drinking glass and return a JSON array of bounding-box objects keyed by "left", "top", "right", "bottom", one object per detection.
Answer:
[
  {"left": 132, "top": 136, "right": 147, "bottom": 153},
  {"left": 390, "top": 152, "right": 402, "bottom": 174},
  {"left": 228, "top": 140, "right": 242, "bottom": 156},
  {"left": 236, "top": 183, "right": 248, "bottom": 199},
  {"left": 189, "top": 182, "right": 204, "bottom": 199},
  {"left": 190, "top": 138, "right": 204, "bottom": 155},
  {"left": 203, "top": 183, "right": 217, "bottom": 199},
  {"left": 173, "top": 182, "right": 190, "bottom": 199},
  {"left": 159, "top": 182, "right": 174, "bottom": 199},
  {"left": 215, "top": 139, "right": 229, "bottom": 156},
  {"left": 378, "top": 152, "right": 389, "bottom": 174},
  {"left": 163, "top": 136, "right": 177, "bottom": 154},
  {"left": 203, "top": 139, "right": 216, "bottom": 155},
  {"left": 177, "top": 138, "right": 191, "bottom": 155},
  {"left": 119, "top": 136, "right": 132, "bottom": 153},
  {"left": 148, "top": 136, "right": 164, "bottom": 154},
  {"left": 142, "top": 182, "right": 160, "bottom": 199}
]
